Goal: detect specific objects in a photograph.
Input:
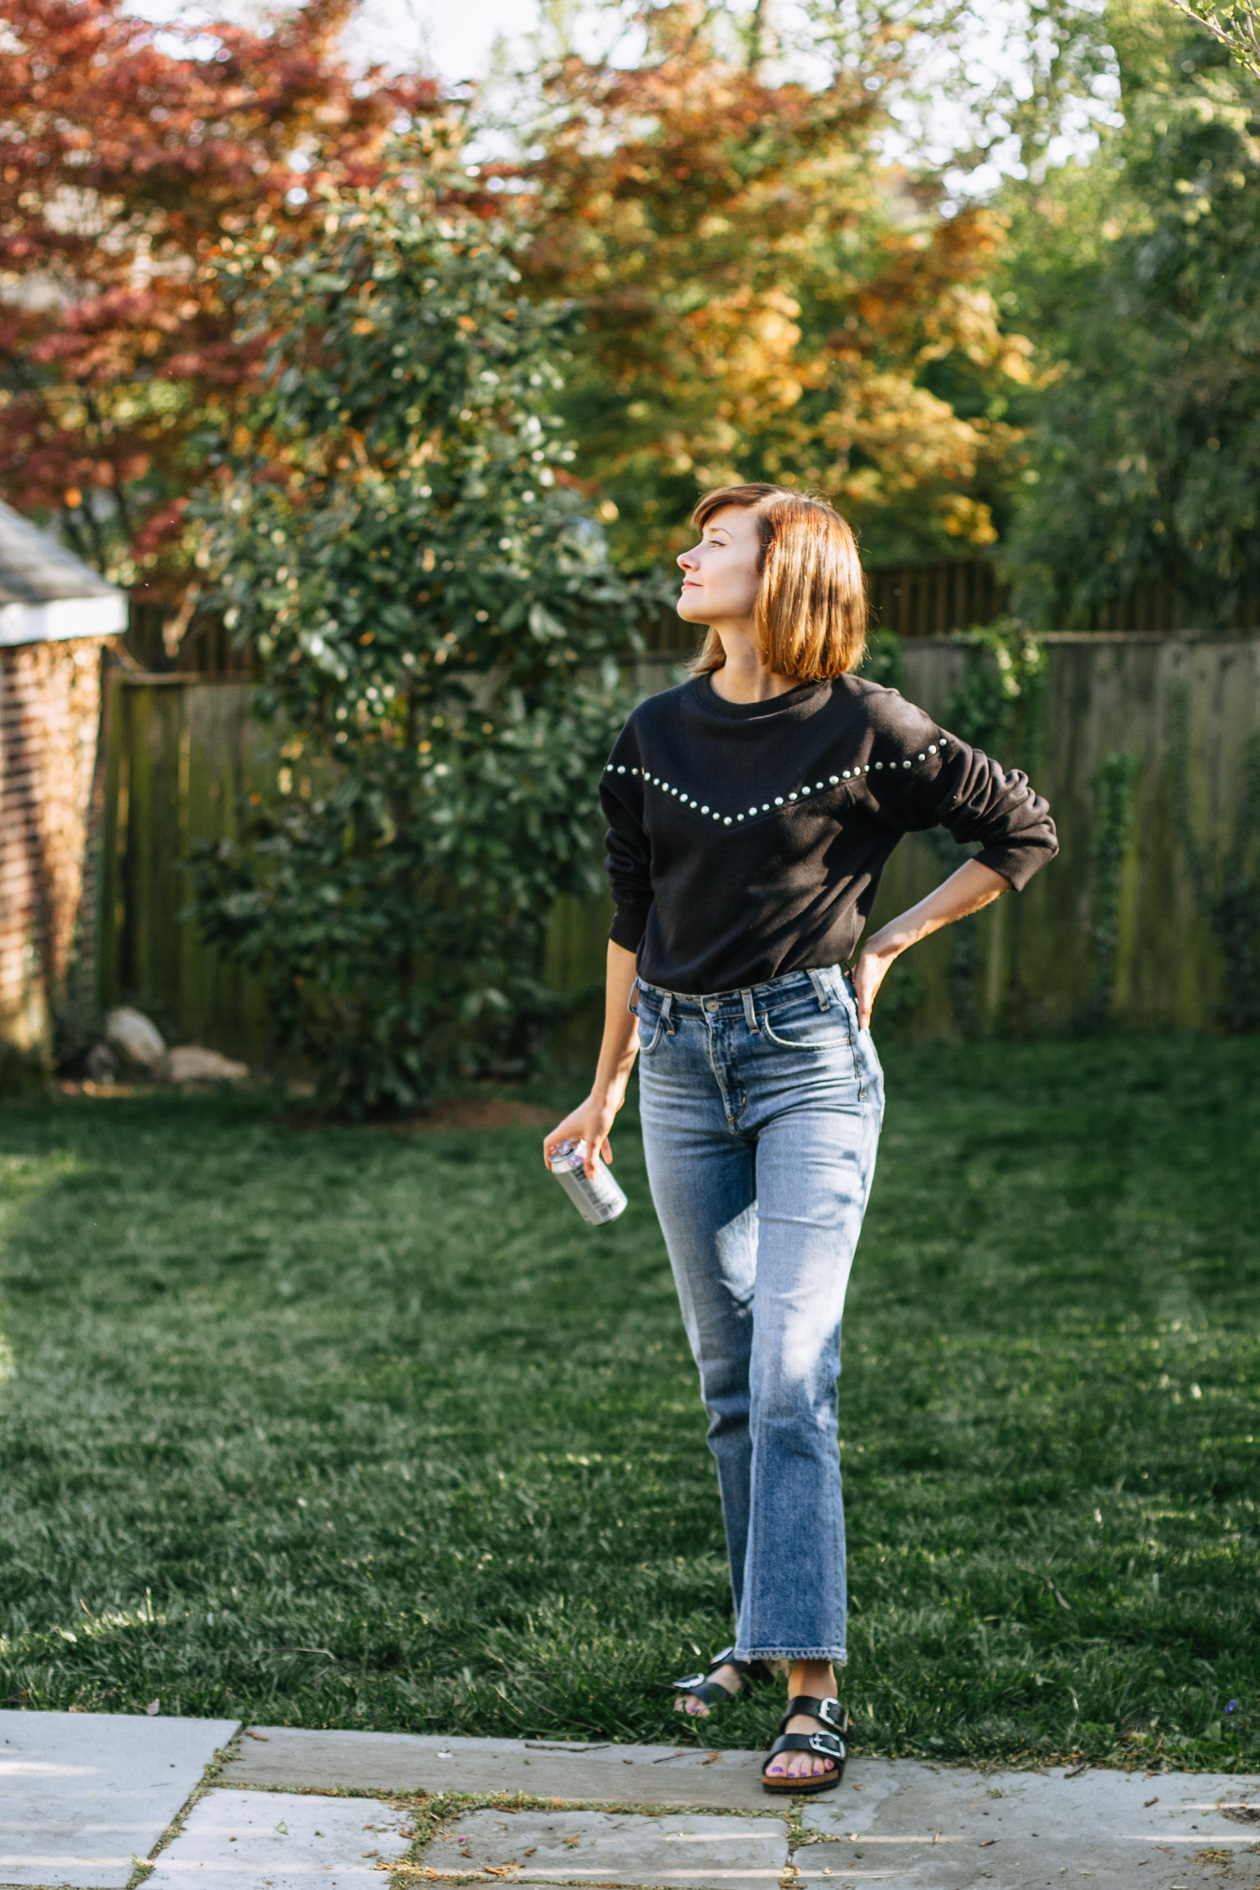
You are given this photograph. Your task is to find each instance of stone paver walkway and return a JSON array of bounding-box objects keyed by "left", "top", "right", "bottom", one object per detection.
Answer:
[
  {"left": 221, "top": 1729, "right": 773, "bottom": 1810},
  {"left": 797, "top": 1763, "right": 1260, "bottom": 1886},
  {"left": 422, "top": 1808, "right": 788, "bottom": 1886},
  {"left": 4, "top": 1715, "right": 1260, "bottom": 1890},
  {"left": 145, "top": 1790, "right": 411, "bottom": 1890},
  {"left": 0, "top": 1710, "right": 239, "bottom": 1890}
]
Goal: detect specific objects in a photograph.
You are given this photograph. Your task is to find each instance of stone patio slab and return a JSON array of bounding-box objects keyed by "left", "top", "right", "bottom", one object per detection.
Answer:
[
  {"left": 221, "top": 1731, "right": 779, "bottom": 1810},
  {"left": 145, "top": 1789, "right": 411, "bottom": 1890},
  {"left": 420, "top": 1808, "right": 789, "bottom": 1886},
  {"left": 0, "top": 1709, "right": 239, "bottom": 1890},
  {"left": 797, "top": 1760, "right": 1260, "bottom": 1888}
]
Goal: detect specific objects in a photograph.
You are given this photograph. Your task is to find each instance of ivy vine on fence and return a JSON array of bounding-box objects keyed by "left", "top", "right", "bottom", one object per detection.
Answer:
[
  {"left": 1169, "top": 684, "right": 1260, "bottom": 1033},
  {"left": 1086, "top": 751, "right": 1140, "bottom": 1028},
  {"left": 936, "top": 619, "right": 1047, "bottom": 1035}
]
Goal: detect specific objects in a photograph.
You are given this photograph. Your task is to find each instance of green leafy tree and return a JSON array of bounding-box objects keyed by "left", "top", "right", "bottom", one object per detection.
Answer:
[
  {"left": 1000, "top": 2, "right": 1260, "bottom": 626},
  {"left": 190, "top": 179, "right": 645, "bottom": 1114}
]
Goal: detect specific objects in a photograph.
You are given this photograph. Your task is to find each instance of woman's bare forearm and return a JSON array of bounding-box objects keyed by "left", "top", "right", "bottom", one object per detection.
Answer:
[
  {"left": 543, "top": 941, "right": 640, "bottom": 1178},
  {"left": 853, "top": 859, "right": 1010, "bottom": 1028},
  {"left": 868, "top": 859, "right": 1009, "bottom": 955},
  {"left": 594, "top": 940, "right": 641, "bottom": 1103}
]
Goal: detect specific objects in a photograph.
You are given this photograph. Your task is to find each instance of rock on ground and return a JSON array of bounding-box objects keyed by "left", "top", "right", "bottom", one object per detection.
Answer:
[
  {"left": 103, "top": 1006, "right": 166, "bottom": 1072},
  {"left": 166, "top": 1045, "right": 249, "bottom": 1083}
]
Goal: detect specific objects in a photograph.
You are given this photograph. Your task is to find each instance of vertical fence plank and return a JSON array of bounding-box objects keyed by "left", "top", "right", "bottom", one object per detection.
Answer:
[{"left": 97, "top": 670, "right": 126, "bottom": 1013}]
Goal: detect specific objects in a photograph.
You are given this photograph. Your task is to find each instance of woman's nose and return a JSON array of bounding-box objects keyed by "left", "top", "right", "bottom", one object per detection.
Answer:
[{"left": 677, "top": 546, "right": 698, "bottom": 570}]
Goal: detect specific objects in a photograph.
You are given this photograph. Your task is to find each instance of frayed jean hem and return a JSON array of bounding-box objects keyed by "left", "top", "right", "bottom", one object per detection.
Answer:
[{"left": 735, "top": 1647, "right": 847, "bottom": 1664}]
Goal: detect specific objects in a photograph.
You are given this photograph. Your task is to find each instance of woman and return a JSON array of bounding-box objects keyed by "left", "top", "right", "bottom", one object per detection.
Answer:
[{"left": 543, "top": 484, "right": 1057, "bottom": 1794}]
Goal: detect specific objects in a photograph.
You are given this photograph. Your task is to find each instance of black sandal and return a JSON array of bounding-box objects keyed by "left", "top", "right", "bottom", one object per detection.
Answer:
[
  {"left": 671, "top": 1645, "right": 772, "bottom": 1711},
  {"left": 760, "top": 1694, "right": 850, "bottom": 1795}
]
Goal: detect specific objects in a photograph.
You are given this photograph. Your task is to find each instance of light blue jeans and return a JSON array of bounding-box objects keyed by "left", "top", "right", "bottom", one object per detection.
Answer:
[{"left": 635, "top": 963, "right": 883, "bottom": 1663}]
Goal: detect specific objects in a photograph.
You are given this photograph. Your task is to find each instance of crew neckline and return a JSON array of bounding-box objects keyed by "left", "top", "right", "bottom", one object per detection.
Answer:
[{"left": 694, "top": 674, "right": 832, "bottom": 721}]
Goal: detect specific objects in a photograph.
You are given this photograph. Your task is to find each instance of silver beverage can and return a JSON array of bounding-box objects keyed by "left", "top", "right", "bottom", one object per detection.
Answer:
[{"left": 548, "top": 1138, "right": 628, "bottom": 1226}]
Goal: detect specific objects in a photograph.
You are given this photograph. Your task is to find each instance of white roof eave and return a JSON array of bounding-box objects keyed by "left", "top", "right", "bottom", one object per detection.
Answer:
[{"left": 0, "top": 592, "right": 128, "bottom": 649}]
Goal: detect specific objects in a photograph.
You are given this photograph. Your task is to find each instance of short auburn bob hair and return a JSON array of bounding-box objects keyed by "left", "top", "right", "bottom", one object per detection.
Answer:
[{"left": 689, "top": 483, "right": 867, "bottom": 681}]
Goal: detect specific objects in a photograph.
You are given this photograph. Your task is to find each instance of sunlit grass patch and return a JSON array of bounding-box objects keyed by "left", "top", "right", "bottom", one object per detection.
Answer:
[{"left": 0, "top": 1039, "right": 1257, "bottom": 1768}]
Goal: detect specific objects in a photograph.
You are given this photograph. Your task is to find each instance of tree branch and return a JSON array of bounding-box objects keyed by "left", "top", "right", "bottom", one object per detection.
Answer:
[{"left": 1164, "top": 0, "right": 1260, "bottom": 78}]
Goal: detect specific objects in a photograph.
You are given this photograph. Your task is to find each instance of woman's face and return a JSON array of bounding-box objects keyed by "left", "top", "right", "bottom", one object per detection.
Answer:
[{"left": 676, "top": 505, "right": 762, "bottom": 627}]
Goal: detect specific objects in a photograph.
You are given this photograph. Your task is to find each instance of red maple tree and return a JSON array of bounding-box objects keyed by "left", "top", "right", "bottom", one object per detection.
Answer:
[{"left": 0, "top": 0, "right": 443, "bottom": 598}]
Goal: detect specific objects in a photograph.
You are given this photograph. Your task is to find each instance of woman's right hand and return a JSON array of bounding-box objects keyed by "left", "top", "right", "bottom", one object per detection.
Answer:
[{"left": 543, "top": 1090, "right": 622, "bottom": 1181}]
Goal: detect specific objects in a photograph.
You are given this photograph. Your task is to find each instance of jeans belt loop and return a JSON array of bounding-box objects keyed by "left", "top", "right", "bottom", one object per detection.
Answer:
[
  {"left": 740, "top": 987, "right": 759, "bottom": 1033},
  {"left": 628, "top": 977, "right": 641, "bottom": 1016},
  {"left": 660, "top": 991, "right": 674, "bottom": 1034},
  {"left": 807, "top": 966, "right": 832, "bottom": 1012}
]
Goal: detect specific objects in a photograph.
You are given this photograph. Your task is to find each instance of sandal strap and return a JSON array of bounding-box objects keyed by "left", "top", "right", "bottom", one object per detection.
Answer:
[
  {"left": 673, "top": 1646, "right": 765, "bottom": 1699},
  {"left": 711, "top": 1645, "right": 759, "bottom": 1677},
  {"left": 671, "top": 1675, "right": 737, "bottom": 1705},
  {"left": 776, "top": 1695, "right": 850, "bottom": 1737}
]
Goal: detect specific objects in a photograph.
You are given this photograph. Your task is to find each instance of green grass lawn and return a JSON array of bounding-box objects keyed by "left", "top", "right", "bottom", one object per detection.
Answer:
[{"left": 1, "top": 1035, "right": 1258, "bottom": 1770}]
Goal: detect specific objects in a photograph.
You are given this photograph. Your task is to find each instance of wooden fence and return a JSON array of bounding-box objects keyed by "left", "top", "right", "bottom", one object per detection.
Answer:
[
  {"left": 126, "top": 560, "right": 1260, "bottom": 673},
  {"left": 96, "top": 632, "right": 1260, "bottom": 1065},
  {"left": 99, "top": 675, "right": 274, "bottom": 1060}
]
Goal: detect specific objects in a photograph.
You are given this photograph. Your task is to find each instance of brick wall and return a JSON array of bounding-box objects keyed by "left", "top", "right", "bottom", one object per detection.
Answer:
[{"left": 0, "top": 638, "right": 105, "bottom": 1056}]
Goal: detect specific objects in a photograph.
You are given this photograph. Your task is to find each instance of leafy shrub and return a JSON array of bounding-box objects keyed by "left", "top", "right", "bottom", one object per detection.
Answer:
[{"left": 189, "top": 181, "right": 648, "bottom": 1115}]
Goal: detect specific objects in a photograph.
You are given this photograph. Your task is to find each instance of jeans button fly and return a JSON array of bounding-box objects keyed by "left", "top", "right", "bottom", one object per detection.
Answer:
[{"left": 704, "top": 997, "right": 719, "bottom": 1011}]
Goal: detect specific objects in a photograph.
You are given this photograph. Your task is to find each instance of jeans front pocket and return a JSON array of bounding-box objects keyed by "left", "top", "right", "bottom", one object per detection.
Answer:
[
  {"left": 636, "top": 997, "right": 667, "bottom": 1054},
  {"left": 760, "top": 1012, "right": 833, "bottom": 1051},
  {"left": 759, "top": 997, "right": 857, "bottom": 1072}
]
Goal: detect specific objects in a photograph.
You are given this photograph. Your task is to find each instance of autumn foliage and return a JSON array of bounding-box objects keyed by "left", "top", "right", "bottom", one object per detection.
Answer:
[
  {"left": 0, "top": 0, "right": 1040, "bottom": 597},
  {"left": 0, "top": 0, "right": 440, "bottom": 590},
  {"left": 513, "top": 4, "right": 1033, "bottom": 565}
]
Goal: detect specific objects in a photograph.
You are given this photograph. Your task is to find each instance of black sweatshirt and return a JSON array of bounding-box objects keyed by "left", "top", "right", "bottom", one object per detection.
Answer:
[{"left": 600, "top": 672, "right": 1058, "bottom": 995}]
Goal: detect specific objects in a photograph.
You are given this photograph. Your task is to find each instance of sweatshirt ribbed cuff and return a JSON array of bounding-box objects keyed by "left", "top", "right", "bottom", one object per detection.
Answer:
[
  {"left": 976, "top": 840, "right": 1058, "bottom": 894},
  {"left": 609, "top": 908, "right": 649, "bottom": 953}
]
